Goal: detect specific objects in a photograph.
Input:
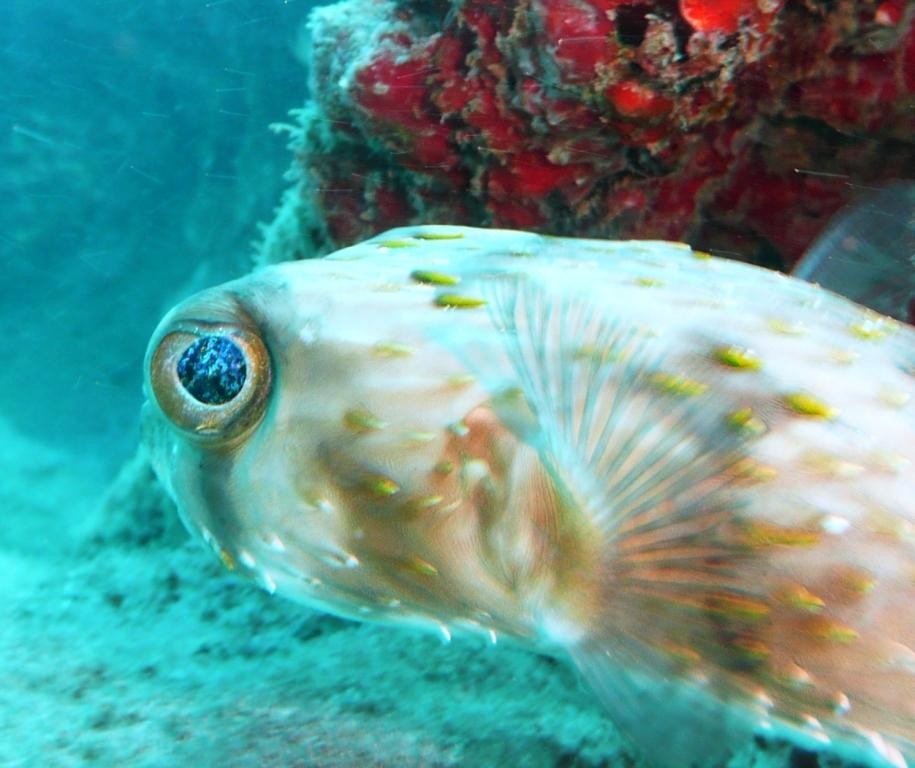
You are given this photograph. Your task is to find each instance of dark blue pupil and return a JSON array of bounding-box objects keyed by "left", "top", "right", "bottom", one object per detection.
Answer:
[{"left": 177, "top": 335, "right": 246, "bottom": 405}]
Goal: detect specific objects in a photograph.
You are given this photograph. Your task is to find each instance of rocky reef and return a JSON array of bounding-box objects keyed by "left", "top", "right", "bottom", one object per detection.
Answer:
[{"left": 260, "top": 0, "right": 915, "bottom": 270}]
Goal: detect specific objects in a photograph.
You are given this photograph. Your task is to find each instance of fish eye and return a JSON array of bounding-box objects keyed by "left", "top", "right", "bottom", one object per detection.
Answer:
[
  {"left": 148, "top": 323, "right": 271, "bottom": 441},
  {"left": 177, "top": 335, "right": 246, "bottom": 405}
]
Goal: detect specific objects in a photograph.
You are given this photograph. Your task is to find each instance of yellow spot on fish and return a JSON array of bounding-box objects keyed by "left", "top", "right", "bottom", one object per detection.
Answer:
[
  {"left": 343, "top": 408, "right": 387, "bottom": 433},
  {"left": 399, "top": 495, "right": 445, "bottom": 516},
  {"left": 805, "top": 617, "right": 859, "bottom": 644},
  {"left": 866, "top": 507, "right": 915, "bottom": 543},
  {"left": 778, "top": 584, "right": 826, "bottom": 613},
  {"left": 372, "top": 341, "right": 416, "bottom": 358},
  {"left": 800, "top": 450, "right": 864, "bottom": 479},
  {"left": 658, "top": 641, "right": 701, "bottom": 665},
  {"left": 494, "top": 386, "right": 525, "bottom": 404},
  {"left": 402, "top": 556, "right": 439, "bottom": 576},
  {"left": 412, "top": 231, "right": 465, "bottom": 240},
  {"left": 714, "top": 346, "right": 762, "bottom": 370},
  {"left": 434, "top": 293, "right": 487, "bottom": 309},
  {"left": 870, "top": 450, "right": 910, "bottom": 474},
  {"left": 829, "top": 348, "right": 858, "bottom": 365},
  {"left": 377, "top": 239, "right": 418, "bottom": 249},
  {"left": 848, "top": 323, "right": 885, "bottom": 341},
  {"left": 410, "top": 269, "right": 461, "bottom": 286},
  {"left": 740, "top": 520, "right": 820, "bottom": 548},
  {"left": 727, "top": 408, "right": 767, "bottom": 436},
  {"left": 648, "top": 372, "right": 708, "bottom": 397},
  {"left": 784, "top": 392, "right": 839, "bottom": 420},
  {"left": 691, "top": 250, "right": 712, "bottom": 260},
  {"left": 447, "top": 373, "right": 477, "bottom": 388},
  {"left": 574, "top": 344, "right": 623, "bottom": 364},
  {"left": 748, "top": 465, "right": 778, "bottom": 483},
  {"left": 878, "top": 387, "right": 910, "bottom": 409},
  {"left": 730, "top": 458, "right": 778, "bottom": 483},
  {"left": 767, "top": 317, "right": 806, "bottom": 336},
  {"left": 848, "top": 316, "right": 896, "bottom": 340},
  {"left": 363, "top": 474, "right": 401, "bottom": 497},
  {"left": 402, "top": 430, "right": 437, "bottom": 444},
  {"left": 218, "top": 548, "right": 236, "bottom": 571},
  {"left": 730, "top": 636, "right": 770, "bottom": 663},
  {"left": 834, "top": 566, "right": 877, "bottom": 596},
  {"left": 705, "top": 593, "right": 771, "bottom": 621},
  {"left": 635, "top": 276, "right": 664, "bottom": 287}
]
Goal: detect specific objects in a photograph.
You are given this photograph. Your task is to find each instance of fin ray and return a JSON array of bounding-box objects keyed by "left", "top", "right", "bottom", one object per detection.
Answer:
[{"left": 482, "top": 275, "right": 751, "bottom": 541}]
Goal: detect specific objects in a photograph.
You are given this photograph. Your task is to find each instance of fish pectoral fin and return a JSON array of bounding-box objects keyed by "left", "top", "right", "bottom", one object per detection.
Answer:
[
  {"left": 792, "top": 181, "right": 915, "bottom": 324},
  {"left": 570, "top": 642, "right": 757, "bottom": 768},
  {"left": 480, "top": 273, "right": 751, "bottom": 541},
  {"left": 478, "top": 274, "right": 789, "bottom": 764}
]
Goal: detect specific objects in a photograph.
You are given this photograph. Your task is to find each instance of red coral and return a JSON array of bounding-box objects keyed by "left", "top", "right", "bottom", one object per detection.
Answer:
[
  {"left": 296, "top": 0, "right": 915, "bottom": 268},
  {"left": 605, "top": 81, "right": 673, "bottom": 119},
  {"left": 679, "top": 0, "right": 780, "bottom": 35},
  {"left": 540, "top": 0, "right": 617, "bottom": 81}
]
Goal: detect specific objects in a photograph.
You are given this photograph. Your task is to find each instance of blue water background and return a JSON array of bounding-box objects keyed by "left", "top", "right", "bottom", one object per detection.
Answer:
[{"left": 1, "top": 0, "right": 311, "bottom": 471}]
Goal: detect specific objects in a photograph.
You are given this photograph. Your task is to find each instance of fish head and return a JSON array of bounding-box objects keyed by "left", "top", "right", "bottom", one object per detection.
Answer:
[
  {"left": 141, "top": 255, "right": 533, "bottom": 633},
  {"left": 142, "top": 267, "right": 344, "bottom": 596}
]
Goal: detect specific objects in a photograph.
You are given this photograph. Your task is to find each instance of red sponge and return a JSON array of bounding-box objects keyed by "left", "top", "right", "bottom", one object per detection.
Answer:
[{"left": 287, "top": 0, "right": 915, "bottom": 268}]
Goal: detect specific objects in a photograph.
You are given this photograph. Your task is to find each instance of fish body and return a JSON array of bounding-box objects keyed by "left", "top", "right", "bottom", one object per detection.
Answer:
[{"left": 144, "top": 226, "right": 915, "bottom": 768}]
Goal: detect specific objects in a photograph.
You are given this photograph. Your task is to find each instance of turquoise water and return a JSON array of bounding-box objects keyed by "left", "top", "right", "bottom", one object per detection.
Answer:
[
  {"left": 1, "top": 2, "right": 912, "bottom": 767},
  {"left": 1, "top": 0, "right": 300, "bottom": 466}
]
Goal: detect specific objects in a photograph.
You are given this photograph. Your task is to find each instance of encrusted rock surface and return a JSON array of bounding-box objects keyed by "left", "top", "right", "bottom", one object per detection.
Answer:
[{"left": 262, "top": 0, "right": 915, "bottom": 269}]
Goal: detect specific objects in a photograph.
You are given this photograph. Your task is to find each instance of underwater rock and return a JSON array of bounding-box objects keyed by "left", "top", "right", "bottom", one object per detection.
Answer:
[
  {"left": 261, "top": 0, "right": 915, "bottom": 269},
  {"left": 89, "top": 448, "right": 184, "bottom": 549}
]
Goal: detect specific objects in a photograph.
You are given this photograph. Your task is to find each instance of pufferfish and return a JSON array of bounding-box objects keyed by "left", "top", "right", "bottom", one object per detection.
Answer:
[{"left": 143, "top": 196, "right": 915, "bottom": 768}]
